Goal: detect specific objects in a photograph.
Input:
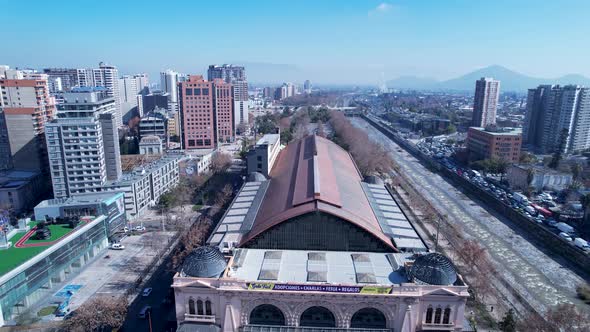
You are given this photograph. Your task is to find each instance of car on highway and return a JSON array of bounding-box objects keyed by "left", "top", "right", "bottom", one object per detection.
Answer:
[
  {"left": 142, "top": 287, "right": 153, "bottom": 297},
  {"left": 559, "top": 232, "right": 573, "bottom": 242}
]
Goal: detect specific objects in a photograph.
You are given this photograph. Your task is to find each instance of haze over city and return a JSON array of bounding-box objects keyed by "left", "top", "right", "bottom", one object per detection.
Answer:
[{"left": 3, "top": 0, "right": 590, "bottom": 84}]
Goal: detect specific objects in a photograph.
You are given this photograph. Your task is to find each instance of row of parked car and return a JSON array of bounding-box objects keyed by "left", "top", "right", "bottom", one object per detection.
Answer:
[{"left": 417, "top": 139, "right": 590, "bottom": 254}]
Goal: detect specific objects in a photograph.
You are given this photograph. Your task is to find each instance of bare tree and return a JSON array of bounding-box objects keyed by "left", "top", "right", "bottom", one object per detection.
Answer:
[
  {"left": 210, "top": 152, "right": 232, "bottom": 174},
  {"left": 61, "top": 297, "right": 127, "bottom": 332},
  {"left": 517, "top": 303, "right": 590, "bottom": 332},
  {"left": 316, "top": 120, "right": 326, "bottom": 137}
]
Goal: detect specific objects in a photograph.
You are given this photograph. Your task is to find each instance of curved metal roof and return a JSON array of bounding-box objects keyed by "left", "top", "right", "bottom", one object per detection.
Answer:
[
  {"left": 239, "top": 135, "right": 396, "bottom": 251},
  {"left": 408, "top": 253, "right": 457, "bottom": 285},
  {"left": 180, "top": 246, "right": 227, "bottom": 278}
]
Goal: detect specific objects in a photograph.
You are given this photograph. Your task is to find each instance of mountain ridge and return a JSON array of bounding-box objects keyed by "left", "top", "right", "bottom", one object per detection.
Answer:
[{"left": 388, "top": 65, "right": 590, "bottom": 92}]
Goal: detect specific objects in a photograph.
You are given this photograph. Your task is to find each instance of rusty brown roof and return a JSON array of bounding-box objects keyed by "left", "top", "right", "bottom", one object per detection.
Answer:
[{"left": 239, "top": 135, "right": 396, "bottom": 251}]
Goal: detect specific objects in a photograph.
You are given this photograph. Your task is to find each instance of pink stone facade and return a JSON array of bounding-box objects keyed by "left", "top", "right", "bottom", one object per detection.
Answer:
[{"left": 173, "top": 276, "right": 468, "bottom": 331}]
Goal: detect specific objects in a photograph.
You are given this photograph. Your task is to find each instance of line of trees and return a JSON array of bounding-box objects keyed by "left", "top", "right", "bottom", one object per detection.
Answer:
[{"left": 329, "top": 111, "right": 393, "bottom": 176}]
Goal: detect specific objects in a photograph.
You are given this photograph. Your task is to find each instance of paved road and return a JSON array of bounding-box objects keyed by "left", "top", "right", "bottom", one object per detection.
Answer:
[{"left": 352, "top": 117, "right": 587, "bottom": 313}]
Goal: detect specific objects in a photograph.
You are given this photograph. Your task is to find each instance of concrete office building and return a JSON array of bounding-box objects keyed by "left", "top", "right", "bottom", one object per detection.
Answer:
[
  {"left": 139, "top": 136, "right": 164, "bottom": 155},
  {"left": 118, "top": 74, "right": 149, "bottom": 123},
  {"left": 0, "top": 68, "right": 56, "bottom": 172},
  {"left": 104, "top": 154, "right": 180, "bottom": 219},
  {"left": 208, "top": 65, "right": 249, "bottom": 131},
  {"left": 139, "top": 113, "right": 167, "bottom": 139},
  {"left": 77, "top": 62, "right": 122, "bottom": 127},
  {"left": 179, "top": 75, "right": 234, "bottom": 149},
  {"left": 46, "top": 88, "right": 122, "bottom": 199},
  {"left": 0, "top": 215, "right": 110, "bottom": 326},
  {"left": 466, "top": 127, "right": 522, "bottom": 162},
  {"left": 42, "top": 68, "right": 79, "bottom": 92},
  {"left": 161, "top": 69, "right": 179, "bottom": 113},
  {"left": 34, "top": 191, "right": 126, "bottom": 235},
  {"left": 523, "top": 85, "right": 590, "bottom": 153},
  {"left": 507, "top": 165, "right": 573, "bottom": 191},
  {"left": 246, "top": 133, "right": 281, "bottom": 176},
  {"left": 143, "top": 90, "right": 170, "bottom": 114},
  {"left": 0, "top": 170, "right": 45, "bottom": 213},
  {"left": 173, "top": 135, "right": 466, "bottom": 332},
  {"left": 472, "top": 77, "right": 500, "bottom": 127}
]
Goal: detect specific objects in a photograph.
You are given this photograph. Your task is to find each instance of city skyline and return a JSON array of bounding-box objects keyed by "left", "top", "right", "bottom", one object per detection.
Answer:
[{"left": 2, "top": 0, "right": 590, "bottom": 84}]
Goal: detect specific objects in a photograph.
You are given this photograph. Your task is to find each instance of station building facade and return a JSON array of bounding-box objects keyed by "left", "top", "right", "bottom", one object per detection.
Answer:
[{"left": 173, "top": 135, "right": 468, "bottom": 331}]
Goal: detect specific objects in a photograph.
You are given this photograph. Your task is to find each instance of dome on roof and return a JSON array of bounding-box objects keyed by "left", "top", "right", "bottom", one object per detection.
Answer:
[
  {"left": 364, "top": 175, "right": 384, "bottom": 185},
  {"left": 248, "top": 172, "right": 267, "bottom": 182},
  {"left": 408, "top": 253, "right": 457, "bottom": 286},
  {"left": 180, "top": 246, "right": 226, "bottom": 278}
]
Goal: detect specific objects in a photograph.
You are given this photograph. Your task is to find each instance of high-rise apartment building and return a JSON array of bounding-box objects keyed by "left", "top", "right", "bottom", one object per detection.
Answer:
[
  {"left": 523, "top": 85, "right": 590, "bottom": 153},
  {"left": 304, "top": 79, "right": 312, "bottom": 94},
  {"left": 208, "top": 65, "right": 248, "bottom": 131},
  {"left": 179, "top": 75, "right": 234, "bottom": 149},
  {"left": 46, "top": 88, "right": 122, "bottom": 198},
  {"left": 119, "top": 74, "right": 149, "bottom": 122},
  {"left": 0, "top": 67, "right": 56, "bottom": 172},
  {"left": 77, "top": 62, "right": 122, "bottom": 127},
  {"left": 42, "top": 68, "right": 79, "bottom": 92},
  {"left": 472, "top": 77, "right": 500, "bottom": 127},
  {"left": 160, "top": 69, "right": 179, "bottom": 113}
]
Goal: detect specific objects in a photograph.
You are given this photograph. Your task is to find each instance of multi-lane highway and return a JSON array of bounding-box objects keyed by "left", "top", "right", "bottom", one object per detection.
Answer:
[{"left": 352, "top": 117, "right": 587, "bottom": 313}]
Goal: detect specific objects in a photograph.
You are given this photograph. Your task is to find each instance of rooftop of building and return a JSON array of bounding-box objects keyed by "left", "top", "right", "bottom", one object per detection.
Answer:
[
  {"left": 228, "top": 249, "right": 414, "bottom": 285},
  {"left": 35, "top": 192, "right": 123, "bottom": 208},
  {"left": 469, "top": 126, "right": 522, "bottom": 136},
  {"left": 0, "top": 169, "right": 41, "bottom": 189},
  {"left": 139, "top": 135, "right": 163, "bottom": 145},
  {"left": 107, "top": 154, "right": 180, "bottom": 185},
  {"left": 208, "top": 135, "right": 426, "bottom": 254},
  {"left": 0, "top": 216, "right": 104, "bottom": 279},
  {"left": 511, "top": 164, "right": 574, "bottom": 176},
  {"left": 256, "top": 133, "right": 280, "bottom": 147}
]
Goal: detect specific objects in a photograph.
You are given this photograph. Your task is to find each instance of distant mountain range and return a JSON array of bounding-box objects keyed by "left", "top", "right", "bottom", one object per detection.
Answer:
[{"left": 387, "top": 65, "right": 590, "bottom": 92}]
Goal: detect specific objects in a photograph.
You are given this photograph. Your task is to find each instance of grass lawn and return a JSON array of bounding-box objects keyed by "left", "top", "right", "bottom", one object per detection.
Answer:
[
  {"left": 0, "top": 222, "right": 78, "bottom": 277},
  {"left": 25, "top": 224, "right": 75, "bottom": 244},
  {"left": 0, "top": 231, "right": 47, "bottom": 277},
  {"left": 37, "top": 306, "right": 57, "bottom": 317}
]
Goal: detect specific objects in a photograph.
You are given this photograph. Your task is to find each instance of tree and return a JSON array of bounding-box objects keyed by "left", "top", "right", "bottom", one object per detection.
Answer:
[
  {"left": 254, "top": 113, "right": 279, "bottom": 135},
  {"left": 210, "top": 152, "right": 232, "bottom": 174},
  {"left": 499, "top": 309, "right": 517, "bottom": 332},
  {"left": 444, "top": 124, "right": 457, "bottom": 135},
  {"left": 524, "top": 168, "right": 535, "bottom": 188},
  {"left": 316, "top": 120, "right": 326, "bottom": 138},
  {"left": 549, "top": 129, "right": 569, "bottom": 169},
  {"left": 571, "top": 163, "right": 583, "bottom": 180},
  {"left": 519, "top": 152, "right": 537, "bottom": 164},
  {"left": 61, "top": 297, "right": 127, "bottom": 332},
  {"left": 517, "top": 303, "right": 590, "bottom": 332}
]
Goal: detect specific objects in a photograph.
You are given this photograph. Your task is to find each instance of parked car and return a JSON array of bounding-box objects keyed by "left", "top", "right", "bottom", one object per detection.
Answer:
[
  {"left": 110, "top": 243, "right": 125, "bottom": 250},
  {"left": 134, "top": 225, "right": 146, "bottom": 232},
  {"left": 142, "top": 288, "right": 153, "bottom": 297},
  {"left": 138, "top": 305, "right": 152, "bottom": 319}
]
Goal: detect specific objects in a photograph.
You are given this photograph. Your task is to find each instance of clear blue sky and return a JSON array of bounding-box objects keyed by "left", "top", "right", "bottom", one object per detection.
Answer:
[{"left": 2, "top": 0, "right": 589, "bottom": 84}]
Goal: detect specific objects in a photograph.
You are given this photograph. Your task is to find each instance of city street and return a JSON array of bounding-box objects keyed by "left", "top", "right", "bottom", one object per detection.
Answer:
[{"left": 352, "top": 117, "right": 587, "bottom": 313}]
